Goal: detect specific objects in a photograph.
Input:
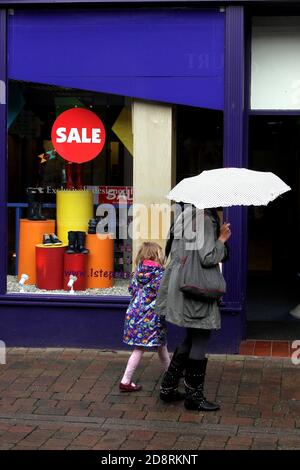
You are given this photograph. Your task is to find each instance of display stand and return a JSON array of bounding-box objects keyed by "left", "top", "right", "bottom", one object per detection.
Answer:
[
  {"left": 86, "top": 233, "right": 114, "bottom": 288},
  {"left": 18, "top": 219, "right": 55, "bottom": 284},
  {"left": 63, "top": 253, "right": 87, "bottom": 291},
  {"left": 56, "top": 190, "right": 93, "bottom": 244},
  {"left": 36, "top": 244, "right": 67, "bottom": 290}
]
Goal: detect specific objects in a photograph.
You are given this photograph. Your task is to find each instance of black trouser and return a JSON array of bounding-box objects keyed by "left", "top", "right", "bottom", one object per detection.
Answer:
[{"left": 176, "top": 328, "right": 211, "bottom": 360}]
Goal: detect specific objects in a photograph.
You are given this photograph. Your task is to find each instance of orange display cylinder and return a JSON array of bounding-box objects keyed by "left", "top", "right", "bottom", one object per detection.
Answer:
[
  {"left": 85, "top": 233, "right": 114, "bottom": 288},
  {"left": 36, "top": 245, "right": 66, "bottom": 290},
  {"left": 63, "top": 253, "right": 87, "bottom": 291},
  {"left": 18, "top": 219, "right": 55, "bottom": 285}
]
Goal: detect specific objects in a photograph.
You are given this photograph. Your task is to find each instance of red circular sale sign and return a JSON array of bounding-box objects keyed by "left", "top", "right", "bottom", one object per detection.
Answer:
[{"left": 51, "top": 108, "right": 106, "bottom": 163}]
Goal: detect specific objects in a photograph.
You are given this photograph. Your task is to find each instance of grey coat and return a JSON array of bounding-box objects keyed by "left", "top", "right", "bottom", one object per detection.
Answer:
[{"left": 155, "top": 207, "right": 226, "bottom": 330}]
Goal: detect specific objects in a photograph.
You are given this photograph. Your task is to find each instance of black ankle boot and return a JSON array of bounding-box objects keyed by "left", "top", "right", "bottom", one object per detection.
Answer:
[
  {"left": 27, "top": 188, "right": 46, "bottom": 221},
  {"left": 88, "top": 219, "right": 98, "bottom": 235},
  {"left": 27, "top": 188, "right": 38, "bottom": 220},
  {"left": 159, "top": 348, "right": 188, "bottom": 403},
  {"left": 66, "top": 231, "right": 77, "bottom": 254},
  {"left": 184, "top": 358, "right": 220, "bottom": 412},
  {"left": 34, "top": 202, "right": 46, "bottom": 220},
  {"left": 77, "top": 231, "right": 89, "bottom": 254},
  {"left": 27, "top": 201, "right": 39, "bottom": 220}
]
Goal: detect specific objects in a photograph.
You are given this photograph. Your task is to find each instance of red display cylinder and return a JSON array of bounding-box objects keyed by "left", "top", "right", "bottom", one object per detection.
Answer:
[
  {"left": 63, "top": 253, "right": 87, "bottom": 291},
  {"left": 36, "top": 245, "right": 66, "bottom": 290}
]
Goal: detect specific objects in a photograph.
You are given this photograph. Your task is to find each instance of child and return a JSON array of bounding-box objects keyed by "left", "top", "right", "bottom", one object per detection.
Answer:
[{"left": 119, "top": 242, "right": 170, "bottom": 392}]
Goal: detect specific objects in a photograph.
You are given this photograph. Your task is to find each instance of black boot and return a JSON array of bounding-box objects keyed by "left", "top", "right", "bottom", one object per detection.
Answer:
[
  {"left": 34, "top": 202, "right": 46, "bottom": 220},
  {"left": 184, "top": 358, "right": 220, "bottom": 412},
  {"left": 88, "top": 219, "right": 98, "bottom": 234},
  {"left": 77, "top": 232, "right": 89, "bottom": 254},
  {"left": 27, "top": 201, "right": 39, "bottom": 221},
  {"left": 159, "top": 348, "right": 188, "bottom": 403},
  {"left": 27, "top": 188, "right": 37, "bottom": 220},
  {"left": 27, "top": 188, "right": 46, "bottom": 221},
  {"left": 66, "top": 231, "right": 77, "bottom": 254}
]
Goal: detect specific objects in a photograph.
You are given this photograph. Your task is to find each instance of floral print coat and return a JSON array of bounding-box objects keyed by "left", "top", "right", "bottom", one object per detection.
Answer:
[{"left": 123, "top": 262, "right": 166, "bottom": 347}]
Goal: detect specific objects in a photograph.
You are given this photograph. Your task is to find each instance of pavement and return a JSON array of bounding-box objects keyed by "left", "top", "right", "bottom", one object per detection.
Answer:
[{"left": 0, "top": 348, "right": 300, "bottom": 450}]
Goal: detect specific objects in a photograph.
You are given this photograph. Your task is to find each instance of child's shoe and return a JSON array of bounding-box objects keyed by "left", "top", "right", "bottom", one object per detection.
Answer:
[
  {"left": 119, "top": 382, "right": 142, "bottom": 392},
  {"left": 42, "top": 234, "right": 52, "bottom": 246},
  {"left": 50, "top": 233, "right": 62, "bottom": 245}
]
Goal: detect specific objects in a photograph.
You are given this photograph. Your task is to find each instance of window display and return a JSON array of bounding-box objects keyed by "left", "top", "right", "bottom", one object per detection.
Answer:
[{"left": 7, "top": 81, "right": 133, "bottom": 296}]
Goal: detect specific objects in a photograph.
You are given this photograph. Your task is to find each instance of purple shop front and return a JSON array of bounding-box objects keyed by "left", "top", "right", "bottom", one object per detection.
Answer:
[{"left": 0, "top": 6, "right": 246, "bottom": 353}]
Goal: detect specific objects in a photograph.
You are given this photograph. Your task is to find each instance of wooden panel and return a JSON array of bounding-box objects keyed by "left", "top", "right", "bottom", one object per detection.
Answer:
[{"left": 132, "top": 100, "right": 176, "bottom": 260}]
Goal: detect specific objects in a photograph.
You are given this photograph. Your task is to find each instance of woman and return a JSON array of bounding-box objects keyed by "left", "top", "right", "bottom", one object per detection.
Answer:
[{"left": 155, "top": 204, "right": 231, "bottom": 411}]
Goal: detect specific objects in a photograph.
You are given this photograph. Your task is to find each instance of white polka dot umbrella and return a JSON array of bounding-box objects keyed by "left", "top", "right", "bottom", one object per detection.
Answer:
[{"left": 167, "top": 168, "right": 291, "bottom": 209}]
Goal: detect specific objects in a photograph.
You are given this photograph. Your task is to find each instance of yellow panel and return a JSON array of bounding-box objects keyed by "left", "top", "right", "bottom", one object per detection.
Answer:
[
  {"left": 112, "top": 106, "right": 133, "bottom": 156},
  {"left": 56, "top": 190, "right": 93, "bottom": 244},
  {"left": 110, "top": 141, "right": 119, "bottom": 166}
]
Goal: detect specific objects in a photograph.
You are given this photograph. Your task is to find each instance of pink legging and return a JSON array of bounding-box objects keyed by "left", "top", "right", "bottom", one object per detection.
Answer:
[{"left": 121, "top": 345, "right": 170, "bottom": 385}]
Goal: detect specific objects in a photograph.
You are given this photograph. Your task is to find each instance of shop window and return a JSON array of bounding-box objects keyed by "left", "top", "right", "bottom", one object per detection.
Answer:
[
  {"left": 251, "top": 16, "right": 300, "bottom": 110},
  {"left": 7, "top": 81, "right": 133, "bottom": 296}
]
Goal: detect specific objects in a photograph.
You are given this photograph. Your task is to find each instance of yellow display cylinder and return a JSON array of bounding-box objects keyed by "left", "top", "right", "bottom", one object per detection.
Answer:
[
  {"left": 86, "top": 233, "right": 114, "bottom": 288},
  {"left": 56, "top": 190, "right": 93, "bottom": 244},
  {"left": 18, "top": 219, "right": 55, "bottom": 285}
]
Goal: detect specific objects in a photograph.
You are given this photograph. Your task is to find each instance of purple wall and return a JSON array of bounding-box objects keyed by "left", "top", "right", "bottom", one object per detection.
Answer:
[
  {"left": 0, "top": 301, "right": 241, "bottom": 353},
  {"left": 0, "top": 10, "right": 7, "bottom": 296},
  {"left": 223, "top": 6, "right": 247, "bottom": 344},
  {"left": 8, "top": 9, "right": 225, "bottom": 109}
]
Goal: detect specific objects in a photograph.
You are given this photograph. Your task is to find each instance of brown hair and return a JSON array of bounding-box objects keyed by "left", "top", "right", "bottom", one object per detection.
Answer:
[{"left": 135, "top": 242, "right": 165, "bottom": 267}]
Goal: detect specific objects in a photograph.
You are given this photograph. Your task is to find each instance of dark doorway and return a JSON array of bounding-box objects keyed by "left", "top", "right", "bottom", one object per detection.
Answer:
[{"left": 247, "top": 115, "right": 300, "bottom": 339}]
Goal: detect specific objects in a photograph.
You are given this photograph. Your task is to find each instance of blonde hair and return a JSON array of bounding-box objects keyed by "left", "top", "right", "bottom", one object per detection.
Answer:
[{"left": 135, "top": 242, "right": 165, "bottom": 267}]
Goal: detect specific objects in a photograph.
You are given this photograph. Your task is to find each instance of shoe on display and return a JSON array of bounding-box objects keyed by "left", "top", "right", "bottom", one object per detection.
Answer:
[
  {"left": 76, "top": 231, "right": 89, "bottom": 254},
  {"left": 50, "top": 234, "right": 62, "bottom": 245},
  {"left": 27, "top": 203, "right": 39, "bottom": 221},
  {"left": 26, "top": 187, "right": 39, "bottom": 220},
  {"left": 33, "top": 202, "right": 46, "bottom": 221},
  {"left": 28, "top": 200, "right": 45, "bottom": 221},
  {"left": 88, "top": 218, "right": 98, "bottom": 234},
  {"left": 66, "top": 231, "right": 77, "bottom": 254},
  {"left": 26, "top": 188, "right": 46, "bottom": 221},
  {"left": 43, "top": 234, "right": 52, "bottom": 246}
]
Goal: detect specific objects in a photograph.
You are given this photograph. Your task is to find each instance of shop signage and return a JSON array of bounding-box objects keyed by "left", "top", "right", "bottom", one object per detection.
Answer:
[
  {"left": 51, "top": 108, "right": 106, "bottom": 163},
  {"left": 99, "top": 186, "right": 133, "bottom": 205}
]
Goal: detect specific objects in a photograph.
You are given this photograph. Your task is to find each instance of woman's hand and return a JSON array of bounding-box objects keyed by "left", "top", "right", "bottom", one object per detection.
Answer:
[{"left": 218, "top": 223, "right": 231, "bottom": 243}]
